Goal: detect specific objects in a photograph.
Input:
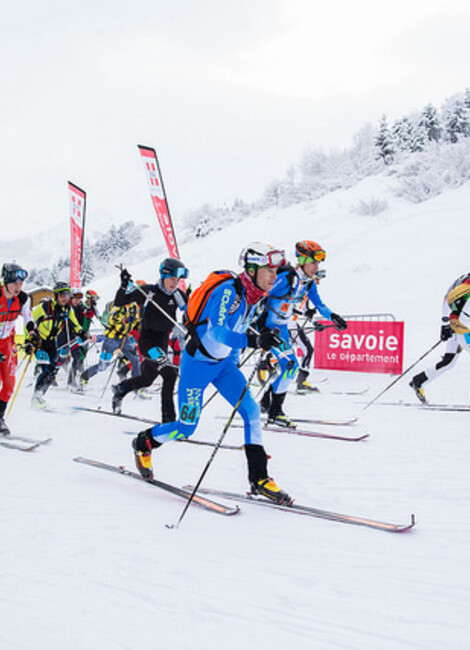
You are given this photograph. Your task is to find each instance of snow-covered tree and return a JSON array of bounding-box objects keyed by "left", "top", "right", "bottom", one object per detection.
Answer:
[
  {"left": 375, "top": 115, "right": 395, "bottom": 165},
  {"left": 444, "top": 100, "right": 470, "bottom": 143},
  {"left": 418, "top": 103, "right": 442, "bottom": 143}
]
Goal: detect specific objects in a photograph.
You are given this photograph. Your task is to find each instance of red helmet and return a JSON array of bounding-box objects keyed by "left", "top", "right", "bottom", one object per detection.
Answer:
[
  {"left": 86, "top": 289, "right": 100, "bottom": 301},
  {"left": 295, "top": 240, "right": 326, "bottom": 263}
]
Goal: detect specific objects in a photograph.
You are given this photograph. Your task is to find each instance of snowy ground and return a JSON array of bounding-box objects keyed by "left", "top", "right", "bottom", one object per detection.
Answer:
[
  {"left": 3, "top": 174, "right": 470, "bottom": 649},
  {"left": 2, "top": 353, "right": 470, "bottom": 650}
]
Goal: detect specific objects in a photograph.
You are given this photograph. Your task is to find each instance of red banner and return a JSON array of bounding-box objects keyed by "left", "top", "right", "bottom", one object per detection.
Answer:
[
  {"left": 314, "top": 320, "right": 404, "bottom": 374},
  {"left": 68, "top": 182, "right": 86, "bottom": 289},
  {"left": 138, "top": 145, "right": 179, "bottom": 259}
]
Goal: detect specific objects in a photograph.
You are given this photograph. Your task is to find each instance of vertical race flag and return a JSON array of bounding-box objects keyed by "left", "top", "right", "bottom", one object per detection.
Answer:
[
  {"left": 137, "top": 145, "right": 180, "bottom": 259},
  {"left": 68, "top": 181, "right": 86, "bottom": 288}
]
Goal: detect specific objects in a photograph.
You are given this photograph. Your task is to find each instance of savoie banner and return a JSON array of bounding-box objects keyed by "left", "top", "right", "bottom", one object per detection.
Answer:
[
  {"left": 68, "top": 181, "right": 86, "bottom": 289},
  {"left": 313, "top": 320, "right": 404, "bottom": 374}
]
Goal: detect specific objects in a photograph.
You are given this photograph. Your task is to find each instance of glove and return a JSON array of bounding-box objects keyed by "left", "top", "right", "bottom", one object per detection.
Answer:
[
  {"left": 304, "top": 307, "right": 317, "bottom": 320},
  {"left": 0, "top": 352, "right": 6, "bottom": 363},
  {"left": 24, "top": 329, "right": 40, "bottom": 355},
  {"left": 331, "top": 313, "right": 347, "bottom": 330},
  {"left": 440, "top": 323, "right": 453, "bottom": 341},
  {"left": 120, "top": 268, "right": 132, "bottom": 289},
  {"left": 247, "top": 329, "right": 282, "bottom": 351},
  {"left": 312, "top": 321, "right": 326, "bottom": 332}
]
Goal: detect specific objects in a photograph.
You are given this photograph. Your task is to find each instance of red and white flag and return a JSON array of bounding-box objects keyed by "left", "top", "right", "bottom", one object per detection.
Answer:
[
  {"left": 137, "top": 145, "right": 180, "bottom": 259},
  {"left": 68, "top": 182, "right": 86, "bottom": 289}
]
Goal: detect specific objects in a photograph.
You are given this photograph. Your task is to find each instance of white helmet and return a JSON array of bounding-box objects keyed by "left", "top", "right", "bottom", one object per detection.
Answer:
[{"left": 238, "top": 242, "right": 286, "bottom": 270}]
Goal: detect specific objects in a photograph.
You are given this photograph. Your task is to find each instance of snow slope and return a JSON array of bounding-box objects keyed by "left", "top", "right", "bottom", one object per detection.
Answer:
[{"left": 2, "top": 173, "right": 470, "bottom": 650}]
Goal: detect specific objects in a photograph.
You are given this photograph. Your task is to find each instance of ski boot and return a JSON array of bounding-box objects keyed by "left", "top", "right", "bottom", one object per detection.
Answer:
[
  {"left": 112, "top": 385, "right": 125, "bottom": 414},
  {"left": 296, "top": 369, "right": 319, "bottom": 394},
  {"left": 409, "top": 372, "right": 427, "bottom": 404},
  {"left": 31, "top": 393, "right": 47, "bottom": 410},
  {"left": 267, "top": 391, "right": 296, "bottom": 428},
  {"left": 0, "top": 417, "right": 11, "bottom": 436},
  {"left": 250, "top": 477, "right": 293, "bottom": 505},
  {"left": 134, "top": 388, "right": 151, "bottom": 400},
  {"left": 132, "top": 429, "right": 160, "bottom": 481}
]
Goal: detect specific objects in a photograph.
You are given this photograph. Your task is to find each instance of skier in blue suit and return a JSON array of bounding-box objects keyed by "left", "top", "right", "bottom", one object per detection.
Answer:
[
  {"left": 132, "top": 242, "right": 293, "bottom": 504},
  {"left": 259, "top": 240, "right": 348, "bottom": 427}
]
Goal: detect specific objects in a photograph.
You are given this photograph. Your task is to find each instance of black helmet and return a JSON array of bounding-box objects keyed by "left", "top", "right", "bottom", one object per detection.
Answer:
[
  {"left": 53, "top": 281, "right": 71, "bottom": 294},
  {"left": 1, "top": 263, "right": 28, "bottom": 284},
  {"left": 159, "top": 258, "right": 188, "bottom": 279}
]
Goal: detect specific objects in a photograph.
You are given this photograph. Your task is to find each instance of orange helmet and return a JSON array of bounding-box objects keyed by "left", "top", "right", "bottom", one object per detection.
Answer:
[{"left": 295, "top": 240, "right": 326, "bottom": 264}]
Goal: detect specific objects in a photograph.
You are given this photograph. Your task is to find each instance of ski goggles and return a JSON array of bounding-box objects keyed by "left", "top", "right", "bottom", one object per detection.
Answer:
[
  {"left": 298, "top": 250, "right": 326, "bottom": 264},
  {"left": 71, "top": 292, "right": 84, "bottom": 299},
  {"left": 4, "top": 269, "right": 28, "bottom": 283},
  {"left": 247, "top": 250, "right": 286, "bottom": 268},
  {"left": 162, "top": 267, "right": 188, "bottom": 279}
]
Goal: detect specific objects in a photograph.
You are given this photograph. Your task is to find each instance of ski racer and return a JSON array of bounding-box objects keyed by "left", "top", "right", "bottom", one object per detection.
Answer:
[
  {"left": 81, "top": 302, "right": 141, "bottom": 386},
  {"left": 0, "top": 263, "right": 39, "bottom": 434},
  {"left": 31, "top": 282, "right": 85, "bottom": 408},
  {"left": 111, "top": 258, "right": 189, "bottom": 423},
  {"left": 131, "top": 242, "right": 293, "bottom": 505},
  {"left": 409, "top": 272, "right": 470, "bottom": 403},
  {"left": 259, "top": 240, "right": 347, "bottom": 427}
]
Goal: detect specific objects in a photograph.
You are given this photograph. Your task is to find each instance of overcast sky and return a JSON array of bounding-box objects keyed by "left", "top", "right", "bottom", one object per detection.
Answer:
[{"left": 1, "top": 0, "right": 470, "bottom": 242}]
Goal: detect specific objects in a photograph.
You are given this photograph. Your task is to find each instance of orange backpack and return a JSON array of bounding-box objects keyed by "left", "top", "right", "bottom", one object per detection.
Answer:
[{"left": 186, "top": 270, "right": 241, "bottom": 328}]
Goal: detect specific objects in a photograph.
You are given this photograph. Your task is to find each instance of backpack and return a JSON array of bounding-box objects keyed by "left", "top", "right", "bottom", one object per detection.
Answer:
[
  {"left": 185, "top": 270, "right": 243, "bottom": 358},
  {"left": 186, "top": 270, "right": 242, "bottom": 328}
]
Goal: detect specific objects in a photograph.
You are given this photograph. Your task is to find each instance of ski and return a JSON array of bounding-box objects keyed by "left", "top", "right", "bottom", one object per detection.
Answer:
[
  {"left": 7, "top": 435, "right": 52, "bottom": 445},
  {"left": 73, "top": 457, "right": 240, "bottom": 516},
  {"left": 72, "top": 406, "right": 242, "bottom": 450},
  {"left": 369, "top": 402, "right": 470, "bottom": 412},
  {"left": 185, "top": 486, "right": 416, "bottom": 533},
  {"left": 219, "top": 415, "right": 358, "bottom": 426},
  {"left": 0, "top": 439, "right": 44, "bottom": 451},
  {"left": 227, "top": 421, "right": 368, "bottom": 441},
  {"left": 290, "top": 417, "right": 358, "bottom": 426}
]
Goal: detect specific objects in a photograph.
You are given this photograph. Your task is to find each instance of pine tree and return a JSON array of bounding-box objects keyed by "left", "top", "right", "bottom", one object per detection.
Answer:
[
  {"left": 444, "top": 100, "right": 470, "bottom": 143},
  {"left": 375, "top": 115, "right": 395, "bottom": 165},
  {"left": 418, "top": 104, "right": 442, "bottom": 143}
]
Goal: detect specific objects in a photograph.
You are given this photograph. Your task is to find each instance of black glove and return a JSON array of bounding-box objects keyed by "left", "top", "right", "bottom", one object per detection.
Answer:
[
  {"left": 440, "top": 323, "right": 453, "bottom": 341},
  {"left": 304, "top": 307, "right": 317, "bottom": 320},
  {"left": 0, "top": 352, "right": 6, "bottom": 363},
  {"left": 312, "top": 321, "right": 326, "bottom": 332},
  {"left": 247, "top": 329, "right": 282, "bottom": 351},
  {"left": 120, "top": 268, "right": 132, "bottom": 289},
  {"left": 331, "top": 313, "right": 347, "bottom": 330}
]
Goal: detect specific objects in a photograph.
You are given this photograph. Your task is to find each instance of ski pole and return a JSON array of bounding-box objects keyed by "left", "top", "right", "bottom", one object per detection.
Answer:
[
  {"left": 167, "top": 362, "right": 259, "bottom": 530},
  {"left": 115, "top": 265, "right": 186, "bottom": 337},
  {"left": 7, "top": 354, "right": 32, "bottom": 416},
  {"left": 97, "top": 336, "right": 128, "bottom": 404},
  {"left": 362, "top": 339, "right": 442, "bottom": 410}
]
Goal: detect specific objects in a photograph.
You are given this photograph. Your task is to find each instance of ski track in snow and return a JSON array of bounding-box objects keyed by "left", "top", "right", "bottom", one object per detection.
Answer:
[{"left": 1, "top": 359, "right": 470, "bottom": 650}]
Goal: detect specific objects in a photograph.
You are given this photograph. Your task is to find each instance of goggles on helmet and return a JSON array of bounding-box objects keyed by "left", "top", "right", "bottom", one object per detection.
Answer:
[
  {"left": 298, "top": 250, "right": 326, "bottom": 264},
  {"left": 162, "top": 266, "right": 188, "bottom": 279},
  {"left": 4, "top": 268, "right": 28, "bottom": 283},
  {"left": 246, "top": 249, "right": 286, "bottom": 268},
  {"left": 72, "top": 291, "right": 84, "bottom": 299}
]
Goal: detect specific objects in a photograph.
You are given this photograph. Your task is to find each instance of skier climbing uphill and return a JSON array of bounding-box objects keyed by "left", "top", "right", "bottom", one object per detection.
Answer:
[
  {"left": 131, "top": 242, "right": 292, "bottom": 505},
  {"left": 259, "top": 240, "right": 347, "bottom": 427}
]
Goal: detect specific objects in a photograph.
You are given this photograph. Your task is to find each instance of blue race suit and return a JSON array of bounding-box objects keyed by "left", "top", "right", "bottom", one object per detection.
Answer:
[
  {"left": 148, "top": 276, "right": 263, "bottom": 446},
  {"left": 263, "top": 266, "right": 332, "bottom": 394}
]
